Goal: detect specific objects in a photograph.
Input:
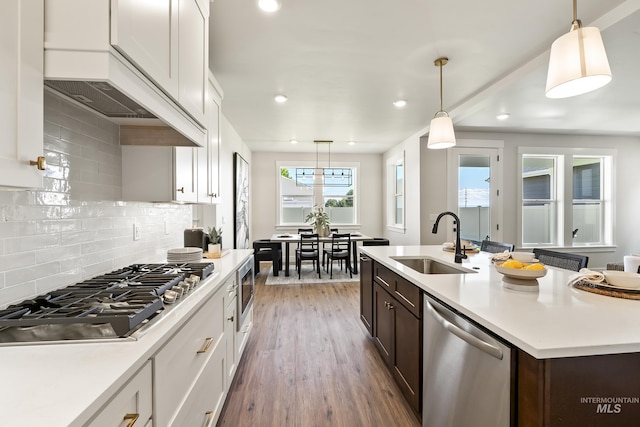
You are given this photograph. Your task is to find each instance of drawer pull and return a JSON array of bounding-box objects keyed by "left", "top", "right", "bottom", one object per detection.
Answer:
[
  {"left": 227, "top": 315, "right": 234, "bottom": 322},
  {"left": 177, "top": 187, "right": 185, "bottom": 193},
  {"left": 204, "top": 410, "right": 215, "bottom": 427},
  {"left": 197, "top": 337, "right": 214, "bottom": 354},
  {"left": 123, "top": 413, "right": 139, "bottom": 427}
]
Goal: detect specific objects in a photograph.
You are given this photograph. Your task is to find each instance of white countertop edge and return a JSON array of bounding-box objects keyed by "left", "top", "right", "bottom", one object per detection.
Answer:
[
  {"left": 0, "top": 249, "right": 253, "bottom": 427},
  {"left": 360, "top": 245, "right": 640, "bottom": 360}
]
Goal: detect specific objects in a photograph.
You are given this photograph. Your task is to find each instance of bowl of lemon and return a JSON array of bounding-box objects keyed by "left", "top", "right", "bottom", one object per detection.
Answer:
[{"left": 495, "top": 259, "right": 547, "bottom": 280}]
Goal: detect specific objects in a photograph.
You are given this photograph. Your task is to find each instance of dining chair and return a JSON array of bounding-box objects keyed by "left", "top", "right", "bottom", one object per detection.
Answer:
[
  {"left": 252, "top": 239, "right": 282, "bottom": 276},
  {"left": 480, "top": 239, "right": 515, "bottom": 254},
  {"left": 532, "top": 248, "right": 588, "bottom": 272},
  {"left": 323, "top": 233, "right": 352, "bottom": 279},
  {"left": 322, "top": 228, "right": 340, "bottom": 267},
  {"left": 296, "top": 233, "right": 321, "bottom": 279}
]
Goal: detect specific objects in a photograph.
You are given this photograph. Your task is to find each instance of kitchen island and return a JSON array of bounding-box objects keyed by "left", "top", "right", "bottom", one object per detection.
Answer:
[
  {"left": 360, "top": 245, "right": 640, "bottom": 426},
  {"left": 0, "top": 249, "right": 253, "bottom": 427}
]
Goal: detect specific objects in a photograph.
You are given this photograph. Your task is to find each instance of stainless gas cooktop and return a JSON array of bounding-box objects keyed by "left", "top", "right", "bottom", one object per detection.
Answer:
[{"left": 0, "top": 262, "right": 214, "bottom": 344}]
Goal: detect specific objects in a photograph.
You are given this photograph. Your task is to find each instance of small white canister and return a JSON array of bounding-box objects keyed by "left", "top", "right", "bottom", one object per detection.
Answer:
[{"left": 623, "top": 255, "right": 640, "bottom": 273}]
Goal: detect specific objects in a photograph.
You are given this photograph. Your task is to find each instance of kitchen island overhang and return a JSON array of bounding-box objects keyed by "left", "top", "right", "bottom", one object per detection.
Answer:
[{"left": 359, "top": 245, "right": 640, "bottom": 360}]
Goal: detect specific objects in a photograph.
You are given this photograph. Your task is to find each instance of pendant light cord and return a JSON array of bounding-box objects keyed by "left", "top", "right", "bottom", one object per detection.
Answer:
[
  {"left": 571, "top": 0, "right": 582, "bottom": 30},
  {"left": 439, "top": 61, "right": 444, "bottom": 113}
]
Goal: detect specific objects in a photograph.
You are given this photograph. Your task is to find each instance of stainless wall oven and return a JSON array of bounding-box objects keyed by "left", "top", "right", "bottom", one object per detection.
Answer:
[{"left": 236, "top": 256, "right": 254, "bottom": 330}]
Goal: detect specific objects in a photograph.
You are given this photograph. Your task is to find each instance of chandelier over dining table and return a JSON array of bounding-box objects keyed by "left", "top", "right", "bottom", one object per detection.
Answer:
[{"left": 295, "top": 140, "right": 353, "bottom": 187}]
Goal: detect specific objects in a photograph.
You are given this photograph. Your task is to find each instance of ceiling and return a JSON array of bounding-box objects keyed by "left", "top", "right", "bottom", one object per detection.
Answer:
[{"left": 208, "top": 0, "right": 640, "bottom": 154}]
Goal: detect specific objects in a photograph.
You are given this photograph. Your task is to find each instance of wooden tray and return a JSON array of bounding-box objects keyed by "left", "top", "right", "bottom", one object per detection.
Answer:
[
  {"left": 573, "top": 280, "right": 640, "bottom": 300},
  {"left": 203, "top": 249, "right": 230, "bottom": 259}
]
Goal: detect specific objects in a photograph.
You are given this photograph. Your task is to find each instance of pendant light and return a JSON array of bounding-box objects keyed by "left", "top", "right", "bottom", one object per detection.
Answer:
[
  {"left": 427, "top": 57, "right": 456, "bottom": 149},
  {"left": 545, "top": 0, "right": 612, "bottom": 98},
  {"left": 295, "top": 141, "right": 353, "bottom": 187}
]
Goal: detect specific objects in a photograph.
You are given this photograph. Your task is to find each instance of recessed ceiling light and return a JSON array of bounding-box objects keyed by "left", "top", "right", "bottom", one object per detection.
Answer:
[
  {"left": 496, "top": 113, "right": 510, "bottom": 120},
  {"left": 393, "top": 99, "right": 407, "bottom": 108},
  {"left": 258, "top": 0, "right": 281, "bottom": 12},
  {"left": 274, "top": 94, "right": 288, "bottom": 103},
  {"left": 290, "top": 139, "right": 298, "bottom": 144},
  {"left": 348, "top": 140, "right": 355, "bottom": 145}
]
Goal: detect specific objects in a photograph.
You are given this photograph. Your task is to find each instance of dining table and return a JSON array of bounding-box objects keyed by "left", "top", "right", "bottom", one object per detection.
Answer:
[{"left": 270, "top": 233, "right": 373, "bottom": 276}]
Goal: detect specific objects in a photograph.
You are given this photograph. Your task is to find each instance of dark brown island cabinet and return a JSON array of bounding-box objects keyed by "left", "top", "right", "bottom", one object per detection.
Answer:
[
  {"left": 362, "top": 260, "right": 422, "bottom": 416},
  {"left": 360, "top": 258, "right": 640, "bottom": 426}
]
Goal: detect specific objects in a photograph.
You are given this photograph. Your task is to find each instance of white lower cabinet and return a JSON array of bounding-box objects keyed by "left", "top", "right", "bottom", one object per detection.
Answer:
[
  {"left": 224, "top": 289, "right": 237, "bottom": 383},
  {"left": 87, "top": 270, "right": 249, "bottom": 426},
  {"left": 88, "top": 361, "right": 153, "bottom": 426},
  {"left": 154, "top": 286, "right": 225, "bottom": 425},
  {"left": 170, "top": 338, "right": 226, "bottom": 427}
]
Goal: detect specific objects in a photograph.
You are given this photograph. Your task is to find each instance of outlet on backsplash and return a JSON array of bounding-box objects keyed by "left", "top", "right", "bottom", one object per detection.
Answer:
[{"left": 133, "top": 223, "right": 141, "bottom": 241}]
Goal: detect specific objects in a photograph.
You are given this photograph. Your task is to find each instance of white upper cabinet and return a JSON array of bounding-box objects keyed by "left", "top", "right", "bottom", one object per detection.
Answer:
[
  {"left": 197, "top": 76, "right": 223, "bottom": 204},
  {"left": 0, "top": 0, "right": 44, "bottom": 189},
  {"left": 178, "top": 0, "right": 208, "bottom": 124},
  {"left": 111, "top": 0, "right": 208, "bottom": 127},
  {"left": 44, "top": 0, "right": 209, "bottom": 147},
  {"left": 122, "top": 145, "right": 197, "bottom": 203},
  {"left": 110, "top": 0, "right": 179, "bottom": 98}
]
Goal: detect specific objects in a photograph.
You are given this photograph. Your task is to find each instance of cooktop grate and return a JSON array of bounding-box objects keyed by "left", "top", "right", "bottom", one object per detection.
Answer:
[{"left": 0, "top": 262, "right": 214, "bottom": 343}]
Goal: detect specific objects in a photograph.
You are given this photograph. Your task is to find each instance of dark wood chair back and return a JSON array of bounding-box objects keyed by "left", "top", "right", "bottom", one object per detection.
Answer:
[
  {"left": 296, "top": 233, "right": 320, "bottom": 279},
  {"left": 533, "top": 248, "right": 588, "bottom": 271},
  {"left": 480, "top": 240, "right": 515, "bottom": 253}
]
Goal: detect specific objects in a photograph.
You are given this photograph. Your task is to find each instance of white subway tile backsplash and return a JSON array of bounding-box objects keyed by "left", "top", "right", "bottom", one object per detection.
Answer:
[
  {"left": 0, "top": 91, "right": 192, "bottom": 308},
  {"left": 0, "top": 252, "right": 36, "bottom": 273},
  {"left": 36, "top": 244, "right": 82, "bottom": 264},
  {"left": 6, "top": 262, "right": 61, "bottom": 287},
  {"left": 0, "top": 282, "right": 37, "bottom": 307}
]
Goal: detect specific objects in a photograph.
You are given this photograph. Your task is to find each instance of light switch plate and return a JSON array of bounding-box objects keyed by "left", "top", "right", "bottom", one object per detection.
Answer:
[
  {"left": 164, "top": 220, "right": 170, "bottom": 235},
  {"left": 133, "top": 223, "right": 141, "bottom": 241}
]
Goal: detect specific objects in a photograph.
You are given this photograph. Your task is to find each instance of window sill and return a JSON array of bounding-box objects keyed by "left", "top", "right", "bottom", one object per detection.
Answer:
[
  {"left": 386, "top": 225, "right": 406, "bottom": 234},
  {"left": 519, "top": 245, "right": 617, "bottom": 253}
]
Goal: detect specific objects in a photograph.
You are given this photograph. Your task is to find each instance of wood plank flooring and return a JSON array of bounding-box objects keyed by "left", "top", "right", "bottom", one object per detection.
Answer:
[{"left": 217, "top": 266, "right": 421, "bottom": 427}]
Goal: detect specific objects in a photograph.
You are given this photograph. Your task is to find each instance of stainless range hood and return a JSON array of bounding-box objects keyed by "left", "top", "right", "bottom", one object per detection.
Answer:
[
  {"left": 44, "top": 80, "right": 157, "bottom": 119},
  {"left": 44, "top": 1, "right": 207, "bottom": 147}
]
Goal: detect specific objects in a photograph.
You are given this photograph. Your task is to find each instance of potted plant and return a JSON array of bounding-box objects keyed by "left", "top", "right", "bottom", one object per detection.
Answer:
[
  {"left": 305, "top": 206, "right": 330, "bottom": 237},
  {"left": 205, "top": 226, "right": 223, "bottom": 254}
]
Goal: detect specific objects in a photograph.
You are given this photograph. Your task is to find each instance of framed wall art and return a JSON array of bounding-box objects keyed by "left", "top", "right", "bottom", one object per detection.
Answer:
[{"left": 234, "top": 152, "right": 250, "bottom": 249}]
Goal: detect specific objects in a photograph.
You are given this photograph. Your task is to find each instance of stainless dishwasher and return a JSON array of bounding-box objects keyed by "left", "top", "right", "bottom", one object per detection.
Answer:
[{"left": 423, "top": 295, "right": 513, "bottom": 427}]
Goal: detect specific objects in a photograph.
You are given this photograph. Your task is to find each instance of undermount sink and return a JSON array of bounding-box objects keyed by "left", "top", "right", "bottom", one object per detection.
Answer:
[{"left": 390, "top": 257, "right": 472, "bottom": 275}]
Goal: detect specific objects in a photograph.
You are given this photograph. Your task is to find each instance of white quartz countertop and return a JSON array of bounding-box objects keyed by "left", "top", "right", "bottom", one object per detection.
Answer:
[
  {"left": 0, "top": 249, "right": 253, "bottom": 427},
  {"left": 360, "top": 245, "right": 640, "bottom": 359}
]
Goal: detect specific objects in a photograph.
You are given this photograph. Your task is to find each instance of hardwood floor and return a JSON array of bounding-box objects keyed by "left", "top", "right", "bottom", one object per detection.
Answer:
[{"left": 217, "top": 267, "right": 421, "bottom": 427}]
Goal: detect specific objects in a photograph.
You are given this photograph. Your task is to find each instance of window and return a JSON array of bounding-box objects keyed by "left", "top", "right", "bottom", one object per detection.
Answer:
[
  {"left": 386, "top": 153, "right": 405, "bottom": 231},
  {"left": 277, "top": 163, "right": 358, "bottom": 226},
  {"left": 394, "top": 163, "right": 404, "bottom": 226},
  {"left": 519, "top": 148, "right": 614, "bottom": 248}
]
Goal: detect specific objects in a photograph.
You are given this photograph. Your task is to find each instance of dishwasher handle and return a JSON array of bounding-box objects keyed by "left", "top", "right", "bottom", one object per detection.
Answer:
[{"left": 425, "top": 300, "right": 503, "bottom": 360}]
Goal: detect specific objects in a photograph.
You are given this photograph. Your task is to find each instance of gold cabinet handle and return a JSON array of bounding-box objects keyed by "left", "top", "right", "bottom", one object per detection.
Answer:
[
  {"left": 29, "top": 156, "right": 46, "bottom": 171},
  {"left": 197, "top": 337, "right": 214, "bottom": 354},
  {"left": 177, "top": 187, "right": 185, "bottom": 193},
  {"left": 204, "top": 410, "right": 215, "bottom": 427},
  {"left": 227, "top": 315, "right": 234, "bottom": 322},
  {"left": 123, "top": 413, "right": 139, "bottom": 427}
]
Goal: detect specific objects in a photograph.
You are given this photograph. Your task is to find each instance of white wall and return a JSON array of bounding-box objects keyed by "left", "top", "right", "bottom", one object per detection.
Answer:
[
  {"left": 216, "top": 115, "right": 252, "bottom": 249},
  {"left": 250, "top": 151, "right": 383, "bottom": 241},
  {"left": 416, "top": 130, "right": 640, "bottom": 269}
]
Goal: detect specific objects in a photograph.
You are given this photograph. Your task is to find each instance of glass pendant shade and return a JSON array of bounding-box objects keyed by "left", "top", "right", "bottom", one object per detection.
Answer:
[
  {"left": 545, "top": 26, "right": 612, "bottom": 98},
  {"left": 427, "top": 115, "right": 456, "bottom": 149}
]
